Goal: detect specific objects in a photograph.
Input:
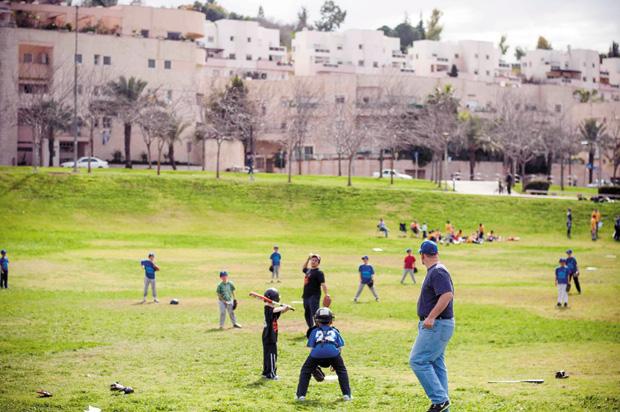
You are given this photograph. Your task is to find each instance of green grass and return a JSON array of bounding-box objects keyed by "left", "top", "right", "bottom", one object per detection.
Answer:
[{"left": 0, "top": 168, "right": 619, "bottom": 411}]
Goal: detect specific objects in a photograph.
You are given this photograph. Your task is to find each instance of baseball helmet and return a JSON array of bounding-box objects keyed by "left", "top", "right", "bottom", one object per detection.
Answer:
[
  {"left": 264, "top": 288, "right": 280, "bottom": 302},
  {"left": 314, "top": 307, "right": 334, "bottom": 324},
  {"left": 170, "top": 298, "right": 179, "bottom": 305}
]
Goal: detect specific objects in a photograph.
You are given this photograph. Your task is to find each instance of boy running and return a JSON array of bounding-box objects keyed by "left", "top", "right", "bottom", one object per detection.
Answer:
[
  {"left": 270, "top": 246, "right": 282, "bottom": 283},
  {"left": 262, "top": 288, "right": 291, "bottom": 380},
  {"left": 401, "top": 248, "right": 417, "bottom": 284},
  {"left": 555, "top": 258, "right": 569, "bottom": 308},
  {"left": 216, "top": 271, "right": 242, "bottom": 329},
  {"left": 295, "top": 308, "right": 351, "bottom": 402},
  {"left": 140, "top": 253, "right": 159, "bottom": 303},
  {"left": 0, "top": 250, "right": 8, "bottom": 289},
  {"left": 354, "top": 256, "right": 379, "bottom": 302}
]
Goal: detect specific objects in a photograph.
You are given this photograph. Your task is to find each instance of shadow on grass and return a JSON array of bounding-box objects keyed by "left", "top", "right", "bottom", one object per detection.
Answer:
[
  {"left": 205, "top": 328, "right": 223, "bottom": 333},
  {"left": 246, "top": 378, "right": 268, "bottom": 388}
]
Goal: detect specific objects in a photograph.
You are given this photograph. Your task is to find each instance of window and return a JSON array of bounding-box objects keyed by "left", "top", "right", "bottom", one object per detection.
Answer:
[
  {"left": 593, "top": 78, "right": 596, "bottom": 83},
  {"left": 23, "top": 53, "right": 32, "bottom": 63},
  {"left": 94, "top": 54, "right": 100, "bottom": 65},
  {"left": 358, "top": 60, "right": 364, "bottom": 67},
  {"left": 103, "top": 56, "right": 111, "bottom": 65},
  {"left": 166, "top": 90, "right": 172, "bottom": 101},
  {"left": 555, "top": 104, "right": 562, "bottom": 113},
  {"left": 167, "top": 32, "right": 182, "bottom": 40},
  {"left": 94, "top": 117, "right": 99, "bottom": 128},
  {"left": 415, "top": 54, "right": 419, "bottom": 59},
  {"left": 164, "top": 60, "right": 171, "bottom": 70},
  {"left": 486, "top": 70, "right": 490, "bottom": 76},
  {"left": 582, "top": 76, "right": 586, "bottom": 81},
  {"left": 207, "top": 36, "right": 214, "bottom": 42},
  {"left": 148, "top": 59, "right": 156, "bottom": 68},
  {"left": 337, "top": 45, "right": 343, "bottom": 50},
  {"left": 102, "top": 117, "right": 112, "bottom": 128},
  {"left": 358, "top": 44, "right": 363, "bottom": 50},
  {"left": 230, "top": 36, "right": 234, "bottom": 41},
  {"left": 19, "top": 83, "right": 48, "bottom": 94},
  {"left": 474, "top": 70, "right": 479, "bottom": 75},
  {"left": 93, "top": 86, "right": 100, "bottom": 96},
  {"left": 195, "top": 93, "right": 204, "bottom": 105},
  {"left": 335, "top": 96, "right": 345, "bottom": 104},
  {"left": 75, "top": 54, "right": 82, "bottom": 64},
  {"left": 247, "top": 37, "right": 251, "bottom": 43},
  {"left": 362, "top": 96, "right": 370, "bottom": 104},
  {"left": 39, "top": 53, "right": 49, "bottom": 64},
  {"left": 592, "top": 63, "right": 595, "bottom": 68},
  {"left": 229, "top": 53, "right": 236, "bottom": 60},
  {"left": 454, "top": 53, "right": 459, "bottom": 58},
  {"left": 261, "top": 105, "right": 267, "bottom": 115},
  {"left": 246, "top": 54, "right": 252, "bottom": 61},
  {"left": 140, "top": 29, "right": 149, "bottom": 38},
  {"left": 373, "top": 61, "right": 379, "bottom": 68}
]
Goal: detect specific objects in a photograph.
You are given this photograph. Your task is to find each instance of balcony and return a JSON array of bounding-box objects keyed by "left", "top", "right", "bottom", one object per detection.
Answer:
[
  {"left": 392, "top": 52, "right": 405, "bottom": 59},
  {"left": 19, "top": 63, "right": 52, "bottom": 80},
  {"left": 314, "top": 48, "right": 330, "bottom": 53},
  {"left": 546, "top": 68, "right": 581, "bottom": 80},
  {"left": 269, "top": 46, "right": 286, "bottom": 52}
]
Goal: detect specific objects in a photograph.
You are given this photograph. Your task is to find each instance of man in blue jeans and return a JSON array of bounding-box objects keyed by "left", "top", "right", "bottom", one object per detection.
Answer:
[{"left": 410, "top": 240, "right": 455, "bottom": 412}]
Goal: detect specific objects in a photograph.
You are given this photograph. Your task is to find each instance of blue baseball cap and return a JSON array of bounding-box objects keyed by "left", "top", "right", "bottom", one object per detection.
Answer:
[
  {"left": 361, "top": 255, "right": 369, "bottom": 260},
  {"left": 419, "top": 240, "right": 438, "bottom": 256},
  {"left": 566, "top": 249, "right": 573, "bottom": 254},
  {"left": 559, "top": 258, "right": 567, "bottom": 263},
  {"left": 0, "top": 249, "right": 5, "bottom": 254},
  {"left": 219, "top": 271, "right": 228, "bottom": 277}
]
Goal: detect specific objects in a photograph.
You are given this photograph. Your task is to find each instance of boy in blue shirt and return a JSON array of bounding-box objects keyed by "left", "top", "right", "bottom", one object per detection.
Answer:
[
  {"left": 140, "top": 252, "right": 160, "bottom": 303},
  {"left": 565, "top": 249, "right": 580, "bottom": 294},
  {"left": 0, "top": 249, "right": 8, "bottom": 289},
  {"left": 354, "top": 256, "right": 379, "bottom": 302},
  {"left": 295, "top": 308, "right": 351, "bottom": 402},
  {"left": 269, "top": 246, "right": 281, "bottom": 283},
  {"left": 555, "top": 258, "right": 569, "bottom": 308}
]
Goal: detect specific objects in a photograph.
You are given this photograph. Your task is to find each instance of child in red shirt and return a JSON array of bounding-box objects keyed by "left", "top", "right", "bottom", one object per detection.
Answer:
[{"left": 401, "top": 248, "right": 417, "bottom": 284}]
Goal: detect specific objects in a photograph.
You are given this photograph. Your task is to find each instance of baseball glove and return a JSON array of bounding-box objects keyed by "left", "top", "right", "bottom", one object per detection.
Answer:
[
  {"left": 566, "top": 283, "right": 571, "bottom": 292},
  {"left": 232, "top": 299, "right": 238, "bottom": 310},
  {"left": 269, "top": 265, "right": 273, "bottom": 273},
  {"left": 322, "top": 295, "right": 332, "bottom": 307},
  {"left": 312, "top": 366, "right": 325, "bottom": 382},
  {"left": 367, "top": 280, "right": 374, "bottom": 288}
]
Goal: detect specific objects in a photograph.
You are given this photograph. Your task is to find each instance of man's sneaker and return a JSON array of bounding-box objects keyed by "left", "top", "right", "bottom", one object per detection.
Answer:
[
  {"left": 563, "top": 303, "right": 568, "bottom": 308},
  {"left": 375, "top": 297, "right": 380, "bottom": 302},
  {"left": 556, "top": 303, "right": 561, "bottom": 307},
  {"left": 154, "top": 299, "right": 159, "bottom": 303},
  {"left": 295, "top": 395, "right": 305, "bottom": 402},
  {"left": 233, "top": 324, "right": 242, "bottom": 328},
  {"left": 353, "top": 298, "right": 358, "bottom": 303},
  {"left": 427, "top": 400, "right": 450, "bottom": 412},
  {"left": 343, "top": 395, "right": 353, "bottom": 401},
  {"left": 265, "top": 375, "right": 279, "bottom": 380}
]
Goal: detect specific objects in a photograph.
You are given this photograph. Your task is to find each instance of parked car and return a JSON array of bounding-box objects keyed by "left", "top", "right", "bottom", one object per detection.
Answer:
[
  {"left": 61, "top": 157, "right": 109, "bottom": 169},
  {"left": 372, "top": 169, "right": 413, "bottom": 179},
  {"left": 587, "top": 179, "right": 612, "bottom": 188}
]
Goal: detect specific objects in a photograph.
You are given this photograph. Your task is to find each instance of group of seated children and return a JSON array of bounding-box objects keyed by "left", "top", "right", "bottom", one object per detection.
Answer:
[{"left": 397, "top": 219, "right": 502, "bottom": 245}]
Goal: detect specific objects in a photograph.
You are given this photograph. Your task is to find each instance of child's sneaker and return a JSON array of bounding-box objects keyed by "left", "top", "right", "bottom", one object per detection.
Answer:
[
  {"left": 343, "top": 394, "right": 353, "bottom": 401},
  {"left": 295, "top": 395, "right": 305, "bottom": 402},
  {"left": 556, "top": 303, "right": 561, "bottom": 307},
  {"left": 140, "top": 299, "right": 146, "bottom": 304},
  {"left": 375, "top": 297, "right": 380, "bottom": 302},
  {"left": 563, "top": 303, "right": 568, "bottom": 308},
  {"left": 233, "top": 323, "right": 242, "bottom": 328},
  {"left": 154, "top": 299, "right": 159, "bottom": 303}
]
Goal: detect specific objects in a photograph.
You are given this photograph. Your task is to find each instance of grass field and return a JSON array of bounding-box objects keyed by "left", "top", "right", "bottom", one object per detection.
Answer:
[{"left": 0, "top": 167, "right": 619, "bottom": 412}]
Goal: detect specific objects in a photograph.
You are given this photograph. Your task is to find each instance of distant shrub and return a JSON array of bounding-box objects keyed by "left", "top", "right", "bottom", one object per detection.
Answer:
[{"left": 598, "top": 186, "right": 620, "bottom": 196}]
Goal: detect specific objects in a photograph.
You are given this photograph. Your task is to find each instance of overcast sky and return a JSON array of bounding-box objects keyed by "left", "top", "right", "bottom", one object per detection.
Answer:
[{"left": 127, "top": 0, "right": 619, "bottom": 58}]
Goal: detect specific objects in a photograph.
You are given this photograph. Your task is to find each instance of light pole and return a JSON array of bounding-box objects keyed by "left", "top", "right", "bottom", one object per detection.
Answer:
[
  {"left": 442, "top": 132, "right": 449, "bottom": 190},
  {"left": 72, "top": 5, "right": 79, "bottom": 173}
]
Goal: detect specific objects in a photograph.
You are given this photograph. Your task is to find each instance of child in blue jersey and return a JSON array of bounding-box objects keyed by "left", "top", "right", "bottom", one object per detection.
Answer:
[
  {"left": 269, "top": 245, "right": 282, "bottom": 283},
  {"left": 0, "top": 249, "right": 9, "bottom": 289},
  {"left": 565, "top": 249, "right": 580, "bottom": 294},
  {"left": 140, "top": 252, "right": 160, "bottom": 303},
  {"left": 295, "top": 308, "right": 351, "bottom": 402},
  {"left": 555, "top": 258, "right": 569, "bottom": 308},
  {"left": 353, "top": 256, "right": 379, "bottom": 302}
]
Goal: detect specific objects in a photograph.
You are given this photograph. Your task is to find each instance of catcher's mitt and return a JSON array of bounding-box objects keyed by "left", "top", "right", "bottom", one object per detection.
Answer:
[
  {"left": 312, "top": 366, "right": 325, "bottom": 382},
  {"left": 322, "top": 295, "right": 332, "bottom": 307},
  {"left": 232, "top": 299, "right": 238, "bottom": 310},
  {"left": 36, "top": 390, "right": 52, "bottom": 398},
  {"left": 367, "top": 280, "right": 374, "bottom": 288},
  {"left": 269, "top": 265, "right": 274, "bottom": 273},
  {"left": 566, "top": 283, "right": 571, "bottom": 292}
]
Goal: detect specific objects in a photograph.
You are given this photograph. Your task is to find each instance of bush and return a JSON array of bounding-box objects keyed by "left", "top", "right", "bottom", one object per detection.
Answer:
[
  {"left": 598, "top": 186, "right": 620, "bottom": 196},
  {"left": 523, "top": 180, "right": 550, "bottom": 192}
]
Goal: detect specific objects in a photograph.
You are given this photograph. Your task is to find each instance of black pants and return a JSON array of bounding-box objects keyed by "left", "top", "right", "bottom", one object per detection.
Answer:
[
  {"left": 572, "top": 276, "right": 581, "bottom": 294},
  {"left": 262, "top": 340, "right": 277, "bottom": 378},
  {"left": 303, "top": 295, "right": 321, "bottom": 329},
  {"left": 567, "top": 225, "right": 571, "bottom": 239},
  {"left": 0, "top": 270, "right": 7, "bottom": 288},
  {"left": 296, "top": 355, "right": 350, "bottom": 397},
  {"left": 614, "top": 227, "right": 620, "bottom": 241}
]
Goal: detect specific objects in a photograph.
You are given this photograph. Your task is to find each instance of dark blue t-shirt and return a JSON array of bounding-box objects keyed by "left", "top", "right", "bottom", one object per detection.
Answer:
[
  {"left": 307, "top": 325, "right": 345, "bottom": 359},
  {"left": 358, "top": 264, "right": 375, "bottom": 284},
  {"left": 141, "top": 260, "right": 157, "bottom": 279},
  {"left": 555, "top": 266, "right": 569, "bottom": 284},
  {"left": 565, "top": 257, "right": 577, "bottom": 274},
  {"left": 417, "top": 263, "right": 454, "bottom": 319},
  {"left": 0, "top": 257, "right": 8, "bottom": 272},
  {"left": 270, "top": 252, "right": 281, "bottom": 265}
]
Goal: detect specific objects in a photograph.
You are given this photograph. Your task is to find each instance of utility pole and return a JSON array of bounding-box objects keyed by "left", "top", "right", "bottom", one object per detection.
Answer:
[{"left": 72, "top": 5, "right": 79, "bottom": 173}]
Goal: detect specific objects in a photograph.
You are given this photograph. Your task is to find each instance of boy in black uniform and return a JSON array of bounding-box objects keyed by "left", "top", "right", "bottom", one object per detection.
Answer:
[
  {"left": 262, "top": 288, "right": 291, "bottom": 380},
  {"left": 295, "top": 307, "right": 351, "bottom": 402}
]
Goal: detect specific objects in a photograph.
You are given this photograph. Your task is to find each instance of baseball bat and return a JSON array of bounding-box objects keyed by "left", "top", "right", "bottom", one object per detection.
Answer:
[
  {"left": 249, "top": 291, "right": 295, "bottom": 311},
  {"left": 488, "top": 379, "right": 544, "bottom": 384}
]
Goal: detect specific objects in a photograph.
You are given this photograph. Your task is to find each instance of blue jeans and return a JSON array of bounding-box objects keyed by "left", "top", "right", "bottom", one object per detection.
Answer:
[
  {"left": 409, "top": 318, "right": 455, "bottom": 405},
  {"left": 303, "top": 294, "right": 321, "bottom": 329}
]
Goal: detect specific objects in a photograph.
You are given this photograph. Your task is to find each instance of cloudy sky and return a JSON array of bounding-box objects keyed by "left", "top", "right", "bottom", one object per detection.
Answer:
[{"left": 127, "top": 0, "right": 619, "bottom": 58}]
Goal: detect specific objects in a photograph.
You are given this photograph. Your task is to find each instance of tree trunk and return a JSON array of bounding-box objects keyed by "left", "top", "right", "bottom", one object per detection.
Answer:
[
  {"left": 378, "top": 149, "right": 384, "bottom": 178},
  {"left": 201, "top": 139, "right": 206, "bottom": 171},
  {"left": 337, "top": 154, "right": 342, "bottom": 176},
  {"left": 568, "top": 151, "right": 573, "bottom": 185},
  {"left": 146, "top": 142, "right": 152, "bottom": 169},
  {"left": 347, "top": 156, "right": 353, "bottom": 186},
  {"left": 560, "top": 153, "right": 565, "bottom": 191},
  {"left": 88, "top": 123, "right": 94, "bottom": 174},
  {"left": 216, "top": 140, "right": 221, "bottom": 179},
  {"left": 588, "top": 148, "right": 594, "bottom": 183},
  {"left": 468, "top": 146, "right": 475, "bottom": 181},
  {"left": 48, "top": 127, "right": 55, "bottom": 167},
  {"left": 546, "top": 151, "right": 553, "bottom": 176},
  {"left": 297, "top": 151, "right": 303, "bottom": 176},
  {"left": 32, "top": 126, "right": 40, "bottom": 172},
  {"left": 124, "top": 122, "right": 132, "bottom": 169},
  {"left": 287, "top": 147, "right": 293, "bottom": 183},
  {"left": 157, "top": 146, "right": 162, "bottom": 176},
  {"left": 390, "top": 148, "right": 395, "bottom": 185},
  {"left": 169, "top": 142, "right": 176, "bottom": 170}
]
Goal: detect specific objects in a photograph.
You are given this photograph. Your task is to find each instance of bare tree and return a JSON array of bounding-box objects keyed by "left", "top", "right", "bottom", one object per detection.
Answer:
[{"left": 602, "top": 113, "right": 620, "bottom": 179}]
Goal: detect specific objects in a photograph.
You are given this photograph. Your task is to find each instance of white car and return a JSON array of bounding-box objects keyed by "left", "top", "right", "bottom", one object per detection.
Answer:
[
  {"left": 61, "top": 157, "right": 109, "bottom": 169},
  {"left": 372, "top": 169, "right": 413, "bottom": 179}
]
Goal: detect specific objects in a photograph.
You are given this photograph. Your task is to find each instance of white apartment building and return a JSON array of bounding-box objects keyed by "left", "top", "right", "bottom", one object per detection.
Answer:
[
  {"left": 200, "top": 19, "right": 292, "bottom": 80},
  {"left": 407, "top": 40, "right": 503, "bottom": 83},
  {"left": 601, "top": 57, "right": 620, "bottom": 88},
  {"left": 521, "top": 48, "right": 600, "bottom": 88},
  {"left": 292, "top": 29, "right": 408, "bottom": 76}
]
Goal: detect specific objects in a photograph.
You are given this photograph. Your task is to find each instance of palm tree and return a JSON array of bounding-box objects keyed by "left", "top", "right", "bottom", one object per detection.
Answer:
[
  {"left": 105, "top": 76, "right": 148, "bottom": 168},
  {"left": 43, "top": 100, "right": 72, "bottom": 167},
  {"left": 165, "top": 116, "right": 190, "bottom": 172},
  {"left": 572, "top": 89, "right": 598, "bottom": 103},
  {"left": 579, "top": 118, "right": 607, "bottom": 184}
]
